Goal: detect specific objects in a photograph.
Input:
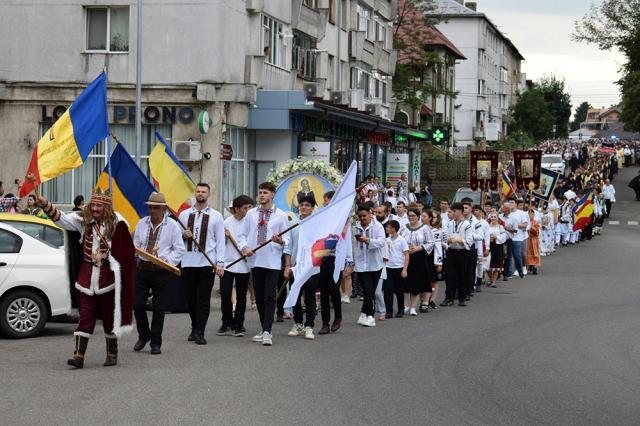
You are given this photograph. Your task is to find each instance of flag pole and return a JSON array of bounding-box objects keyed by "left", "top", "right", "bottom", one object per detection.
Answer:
[
  {"left": 106, "top": 135, "right": 113, "bottom": 195},
  {"left": 227, "top": 222, "right": 300, "bottom": 269},
  {"left": 135, "top": 0, "right": 142, "bottom": 166}
]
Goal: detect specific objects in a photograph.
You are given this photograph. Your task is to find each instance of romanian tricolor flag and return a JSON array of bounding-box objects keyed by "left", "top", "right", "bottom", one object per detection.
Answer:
[
  {"left": 573, "top": 190, "right": 594, "bottom": 232},
  {"left": 149, "top": 132, "right": 195, "bottom": 214},
  {"left": 96, "top": 144, "right": 156, "bottom": 233},
  {"left": 20, "top": 73, "right": 109, "bottom": 197},
  {"left": 500, "top": 171, "right": 516, "bottom": 199}
]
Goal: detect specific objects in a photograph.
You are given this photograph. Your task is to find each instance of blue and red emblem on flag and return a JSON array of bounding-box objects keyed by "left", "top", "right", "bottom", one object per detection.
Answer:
[{"left": 311, "top": 234, "right": 339, "bottom": 266}]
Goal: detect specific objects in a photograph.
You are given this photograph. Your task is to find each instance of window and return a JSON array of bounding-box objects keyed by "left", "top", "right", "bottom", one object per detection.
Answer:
[
  {"left": 262, "top": 15, "right": 285, "bottom": 67},
  {"left": 3, "top": 222, "right": 64, "bottom": 248},
  {"left": 374, "top": 18, "right": 387, "bottom": 45},
  {"left": 220, "top": 127, "right": 246, "bottom": 214},
  {"left": 351, "top": 67, "right": 371, "bottom": 98},
  {"left": 0, "top": 229, "right": 22, "bottom": 253},
  {"left": 292, "top": 31, "right": 317, "bottom": 79},
  {"left": 356, "top": 3, "right": 372, "bottom": 39},
  {"left": 41, "top": 123, "right": 171, "bottom": 204},
  {"left": 303, "top": 0, "right": 317, "bottom": 8},
  {"left": 478, "top": 79, "right": 485, "bottom": 96},
  {"left": 86, "top": 7, "right": 129, "bottom": 52},
  {"left": 373, "top": 78, "right": 387, "bottom": 102},
  {"left": 328, "top": 0, "right": 335, "bottom": 24}
]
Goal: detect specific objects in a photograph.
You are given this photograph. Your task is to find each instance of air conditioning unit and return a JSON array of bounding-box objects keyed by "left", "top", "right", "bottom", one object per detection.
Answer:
[
  {"left": 365, "top": 103, "right": 380, "bottom": 115},
  {"left": 349, "top": 89, "right": 364, "bottom": 110},
  {"left": 303, "top": 82, "right": 319, "bottom": 98},
  {"left": 172, "top": 140, "right": 202, "bottom": 162},
  {"left": 330, "top": 91, "right": 348, "bottom": 104}
]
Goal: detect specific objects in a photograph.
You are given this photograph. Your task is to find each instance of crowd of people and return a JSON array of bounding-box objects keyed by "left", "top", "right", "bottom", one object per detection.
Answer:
[{"left": 1, "top": 138, "right": 635, "bottom": 368}]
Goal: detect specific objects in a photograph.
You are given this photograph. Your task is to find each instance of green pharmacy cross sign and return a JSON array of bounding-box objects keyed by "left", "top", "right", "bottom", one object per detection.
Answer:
[{"left": 429, "top": 127, "right": 448, "bottom": 145}]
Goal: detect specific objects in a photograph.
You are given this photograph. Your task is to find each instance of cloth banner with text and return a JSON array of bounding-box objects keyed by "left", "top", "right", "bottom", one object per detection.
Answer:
[
  {"left": 513, "top": 150, "right": 542, "bottom": 190},
  {"left": 469, "top": 151, "right": 499, "bottom": 190}
]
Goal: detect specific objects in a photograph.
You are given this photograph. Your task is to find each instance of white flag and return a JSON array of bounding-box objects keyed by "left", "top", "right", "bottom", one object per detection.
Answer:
[{"left": 284, "top": 161, "right": 357, "bottom": 308}]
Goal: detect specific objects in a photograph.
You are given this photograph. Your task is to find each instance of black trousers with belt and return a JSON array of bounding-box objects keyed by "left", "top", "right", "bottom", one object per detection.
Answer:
[
  {"left": 383, "top": 267, "right": 404, "bottom": 316},
  {"left": 445, "top": 249, "right": 467, "bottom": 302},
  {"left": 318, "top": 258, "right": 341, "bottom": 326},
  {"left": 251, "top": 267, "right": 280, "bottom": 333},
  {"left": 358, "top": 269, "right": 382, "bottom": 316},
  {"left": 293, "top": 274, "right": 317, "bottom": 328},
  {"left": 134, "top": 268, "right": 172, "bottom": 346},
  {"left": 181, "top": 266, "right": 215, "bottom": 336},
  {"left": 219, "top": 271, "right": 250, "bottom": 329},
  {"left": 466, "top": 244, "right": 476, "bottom": 294}
]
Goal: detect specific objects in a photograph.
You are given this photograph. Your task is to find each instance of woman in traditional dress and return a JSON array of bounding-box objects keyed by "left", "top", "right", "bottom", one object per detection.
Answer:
[
  {"left": 526, "top": 209, "right": 541, "bottom": 274},
  {"left": 400, "top": 207, "right": 434, "bottom": 316},
  {"left": 487, "top": 213, "right": 507, "bottom": 288},
  {"left": 540, "top": 202, "right": 556, "bottom": 255}
]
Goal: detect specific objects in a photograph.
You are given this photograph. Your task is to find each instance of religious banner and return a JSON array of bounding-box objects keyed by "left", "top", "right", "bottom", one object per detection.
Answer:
[
  {"left": 532, "top": 168, "right": 560, "bottom": 202},
  {"left": 513, "top": 150, "right": 542, "bottom": 190},
  {"left": 469, "top": 151, "right": 499, "bottom": 190}
]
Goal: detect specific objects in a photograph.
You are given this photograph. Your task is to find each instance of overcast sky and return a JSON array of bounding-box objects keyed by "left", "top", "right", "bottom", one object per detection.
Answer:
[{"left": 474, "top": 0, "right": 623, "bottom": 115}]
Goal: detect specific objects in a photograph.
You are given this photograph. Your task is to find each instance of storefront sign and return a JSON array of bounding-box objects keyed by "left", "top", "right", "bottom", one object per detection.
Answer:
[
  {"left": 294, "top": 114, "right": 367, "bottom": 141},
  {"left": 386, "top": 153, "right": 410, "bottom": 184},
  {"left": 300, "top": 140, "right": 330, "bottom": 164},
  {"left": 412, "top": 150, "right": 421, "bottom": 183},
  {"left": 366, "top": 132, "right": 391, "bottom": 146},
  {"left": 41, "top": 105, "right": 195, "bottom": 125},
  {"left": 220, "top": 143, "right": 233, "bottom": 161}
]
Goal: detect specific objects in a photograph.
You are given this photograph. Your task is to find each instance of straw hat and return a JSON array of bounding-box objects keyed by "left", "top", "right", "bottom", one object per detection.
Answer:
[{"left": 145, "top": 192, "right": 167, "bottom": 206}]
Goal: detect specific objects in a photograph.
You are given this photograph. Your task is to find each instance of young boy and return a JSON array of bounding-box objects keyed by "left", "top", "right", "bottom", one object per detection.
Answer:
[{"left": 383, "top": 220, "right": 409, "bottom": 318}]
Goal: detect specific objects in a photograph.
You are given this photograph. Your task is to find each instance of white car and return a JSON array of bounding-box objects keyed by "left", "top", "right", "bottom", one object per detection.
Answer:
[
  {"left": 0, "top": 215, "right": 71, "bottom": 338},
  {"left": 542, "top": 154, "right": 566, "bottom": 175}
]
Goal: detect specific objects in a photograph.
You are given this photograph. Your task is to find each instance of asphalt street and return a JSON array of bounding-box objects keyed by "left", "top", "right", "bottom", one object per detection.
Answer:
[{"left": 2, "top": 167, "right": 640, "bottom": 426}]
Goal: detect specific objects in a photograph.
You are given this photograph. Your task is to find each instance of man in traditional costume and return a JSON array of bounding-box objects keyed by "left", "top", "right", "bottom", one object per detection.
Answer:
[{"left": 37, "top": 189, "right": 135, "bottom": 368}]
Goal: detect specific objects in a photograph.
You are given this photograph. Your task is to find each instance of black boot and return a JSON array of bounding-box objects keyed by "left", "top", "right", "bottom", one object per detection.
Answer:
[
  {"left": 67, "top": 335, "right": 89, "bottom": 369},
  {"left": 104, "top": 337, "right": 118, "bottom": 367}
]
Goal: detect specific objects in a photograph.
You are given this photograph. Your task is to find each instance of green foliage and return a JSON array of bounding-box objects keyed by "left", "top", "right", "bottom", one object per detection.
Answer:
[
  {"left": 491, "top": 131, "right": 536, "bottom": 152},
  {"left": 512, "top": 89, "right": 555, "bottom": 141},
  {"left": 393, "top": 0, "right": 442, "bottom": 110},
  {"left": 573, "top": 0, "right": 640, "bottom": 130},
  {"left": 537, "top": 75, "right": 573, "bottom": 138},
  {"left": 570, "top": 101, "right": 592, "bottom": 132}
]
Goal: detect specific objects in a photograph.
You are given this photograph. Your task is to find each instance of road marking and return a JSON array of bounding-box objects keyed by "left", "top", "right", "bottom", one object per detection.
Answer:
[
  {"left": 609, "top": 221, "right": 620, "bottom": 225},
  {"left": 628, "top": 221, "right": 639, "bottom": 226}
]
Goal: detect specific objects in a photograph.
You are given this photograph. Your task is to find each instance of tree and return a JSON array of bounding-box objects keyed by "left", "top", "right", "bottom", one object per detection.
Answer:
[
  {"left": 512, "top": 89, "right": 555, "bottom": 141},
  {"left": 570, "top": 101, "right": 592, "bottom": 132},
  {"left": 537, "top": 75, "right": 572, "bottom": 139},
  {"left": 573, "top": 0, "right": 640, "bottom": 130},
  {"left": 393, "top": 0, "right": 443, "bottom": 125}
]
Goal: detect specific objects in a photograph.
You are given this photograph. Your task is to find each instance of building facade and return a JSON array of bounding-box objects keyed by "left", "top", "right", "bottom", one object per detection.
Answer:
[{"left": 426, "top": 0, "right": 525, "bottom": 147}]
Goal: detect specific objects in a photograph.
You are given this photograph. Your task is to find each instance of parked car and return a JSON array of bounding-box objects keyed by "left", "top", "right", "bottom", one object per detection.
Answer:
[
  {"left": 451, "top": 188, "right": 500, "bottom": 206},
  {"left": 0, "top": 214, "right": 71, "bottom": 338},
  {"left": 542, "top": 154, "right": 566, "bottom": 175}
]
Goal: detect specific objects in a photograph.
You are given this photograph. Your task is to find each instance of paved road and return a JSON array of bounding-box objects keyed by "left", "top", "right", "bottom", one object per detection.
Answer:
[{"left": 2, "top": 168, "right": 640, "bottom": 425}]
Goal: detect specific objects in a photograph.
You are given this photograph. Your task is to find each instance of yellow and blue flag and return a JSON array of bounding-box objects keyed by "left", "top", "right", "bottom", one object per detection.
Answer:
[
  {"left": 21, "top": 73, "right": 109, "bottom": 197},
  {"left": 500, "top": 171, "right": 516, "bottom": 199},
  {"left": 149, "top": 132, "right": 195, "bottom": 214},
  {"left": 96, "top": 143, "right": 156, "bottom": 233},
  {"left": 573, "top": 190, "right": 594, "bottom": 232}
]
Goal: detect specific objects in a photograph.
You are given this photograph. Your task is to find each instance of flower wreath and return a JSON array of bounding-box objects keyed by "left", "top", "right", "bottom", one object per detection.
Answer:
[{"left": 266, "top": 157, "right": 344, "bottom": 187}]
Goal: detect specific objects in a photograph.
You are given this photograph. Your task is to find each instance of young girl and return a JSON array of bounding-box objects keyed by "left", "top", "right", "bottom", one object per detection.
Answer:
[
  {"left": 383, "top": 221, "right": 409, "bottom": 318},
  {"left": 400, "top": 208, "right": 434, "bottom": 316},
  {"left": 487, "top": 213, "right": 507, "bottom": 287},
  {"left": 430, "top": 211, "right": 446, "bottom": 308}
]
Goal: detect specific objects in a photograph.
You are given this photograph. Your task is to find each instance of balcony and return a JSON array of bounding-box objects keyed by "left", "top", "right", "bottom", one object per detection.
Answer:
[
  {"left": 261, "top": 62, "right": 292, "bottom": 90},
  {"left": 373, "top": 42, "right": 397, "bottom": 76},
  {"left": 374, "top": 0, "right": 398, "bottom": 20},
  {"left": 292, "top": 0, "right": 329, "bottom": 41}
]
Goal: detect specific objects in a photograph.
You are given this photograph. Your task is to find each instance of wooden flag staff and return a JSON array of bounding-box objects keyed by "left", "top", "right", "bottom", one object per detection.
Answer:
[{"left": 226, "top": 222, "right": 300, "bottom": 269}]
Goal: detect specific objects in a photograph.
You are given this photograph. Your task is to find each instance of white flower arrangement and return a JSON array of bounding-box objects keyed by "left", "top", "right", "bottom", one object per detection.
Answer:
[{"left": 267, "top": 157, "right": 344, "bottom": 187}]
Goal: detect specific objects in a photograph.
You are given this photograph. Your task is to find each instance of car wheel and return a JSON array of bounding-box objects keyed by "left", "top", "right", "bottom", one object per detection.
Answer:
[{"left": 0, "top": 290, "right": 49, "bottom": 338}]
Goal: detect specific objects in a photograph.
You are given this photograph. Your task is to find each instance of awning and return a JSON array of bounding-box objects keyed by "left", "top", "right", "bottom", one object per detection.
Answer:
[{"left": 420, "top": 104, "right": 433, "bottom": 117}]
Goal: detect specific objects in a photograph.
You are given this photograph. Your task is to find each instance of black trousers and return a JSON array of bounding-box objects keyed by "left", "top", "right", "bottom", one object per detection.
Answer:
[
  {"left": 604, "top": 199, "right": 612, "bottom": 218},
  {"left": 445, "top": 249, "right": 467, "bottom": 302},
  {"left": 357, "top": 270, "right": 382, "bottom": 316},
  {"left": 503, "top": 240, "right": 513, "bottom": 276},
  {"left": 181, "top": 266, "right": 215, "bottom": 335},
  {"left": 466, "top": 245, "right": 476, "bottom": 295},
  {"left": 293, "top": 276, "right": 317, "bottom": 328},
  {"left": 219, "top": 271, "right": 250, "bottom": 329},
  {"left": 251, "top": 267, "right": 280, "bottom": 333},
  {"left": 318, "top": 259, "right": 341, "bottom": 325},
  {"left": 134, "top": 268, "right": 171, "bottom": 346},
  {"left": 383, "top": 267, "right": 404, "bottom": 316}
]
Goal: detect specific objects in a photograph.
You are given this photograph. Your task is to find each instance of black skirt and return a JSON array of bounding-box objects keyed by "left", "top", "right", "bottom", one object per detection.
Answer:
[
  {"left": 404, "top": 250, "right": 432, "bottom": 294},
  {"left": 489, "top": 241, "right": 505, "bottom": 271}
]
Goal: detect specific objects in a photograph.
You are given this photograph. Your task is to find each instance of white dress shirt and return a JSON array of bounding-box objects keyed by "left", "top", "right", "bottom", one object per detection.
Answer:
[
  {"left": 446, "top": 219, "right": 474, "bottom": 250},
  {"left": 178, "top": 206, "right": 226, "bottom": 267},
  {"left": 385, "top": 235, "right": 409, "bottom": 269},
  {"left": 223, "top": 215, "right": 250, "bottom": 274},
  {"left": 603, "top": 184, "right": 615, "bottom": 200},
  {"left": 245, "top": 206, "right": 290, "bottom": 270},
  {"left": 507, "top": 210, "right": 529, "bottom": 242},
  {"left": 134, "top": 215, "right": 186, "bottom": 266},
  {"left": 353, "top": 220, "right": 386, "bottom": 272}
]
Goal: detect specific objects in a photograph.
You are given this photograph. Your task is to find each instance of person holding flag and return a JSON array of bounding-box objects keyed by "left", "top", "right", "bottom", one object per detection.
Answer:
[
  {"left": 284, "top": 195, "right": 318, "bottom": 340},
  {"left": 35, "top": 186, "right": 136, "bottom": 369},
  {"left": 178, "top": 183, "right": 226, "bottom": 346}
]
